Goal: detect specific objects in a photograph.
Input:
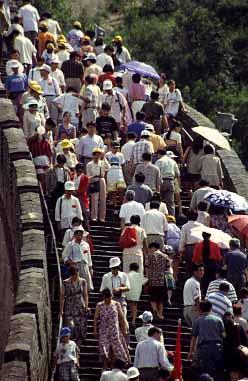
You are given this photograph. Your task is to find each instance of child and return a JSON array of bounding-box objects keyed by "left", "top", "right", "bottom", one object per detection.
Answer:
[
  {"left": 239, "top": 288, "right": 248, "bottom": 321},
  {"left": 105, "top": 141, "right": 126, "bottom": 214},
  {"left": 164, "top": 245, "right": 176, "bottom": 306},
  {"left": 52, "top": 327, "right": 80, "bottom": 381},
  {"left": 197, "top": 201, "right": 210, "bottom": 226},
  {"left": 96, "top": 103, "right": 119, "bottom": 140},
  {"left": 125, "top": 263, "right": 148, "bottom": 328}
]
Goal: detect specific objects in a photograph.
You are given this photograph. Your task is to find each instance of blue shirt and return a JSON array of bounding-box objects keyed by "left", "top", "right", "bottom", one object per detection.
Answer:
[
  {"left": 5, "top": 73, "right": 28, "bottom": 93},
  {"left": 127, "top": 121, "right": 147, "bottom": 140}
]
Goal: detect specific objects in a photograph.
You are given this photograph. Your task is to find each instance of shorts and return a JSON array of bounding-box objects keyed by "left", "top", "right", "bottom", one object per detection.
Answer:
[
  {"left": 149, "top": 285, "right": 167, "bottom": 303},
  {"left": 107, "top": 179, "right": 126, "bottom": 192},
  {"left": 174, "top": 178, "right": 181, "bottom": 193},
  {"left": 165, "top": 273, "right": 176, "bottom": 290}
]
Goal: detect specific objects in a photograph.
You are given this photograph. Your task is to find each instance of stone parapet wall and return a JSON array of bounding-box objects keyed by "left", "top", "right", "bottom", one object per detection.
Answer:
[{"left": 0, "top": 99, "right": 51, "bottom": 380}]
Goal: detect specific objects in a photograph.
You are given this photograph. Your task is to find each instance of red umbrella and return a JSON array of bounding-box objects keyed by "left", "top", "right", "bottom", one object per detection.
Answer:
[
  {"left": 228, "top": 215, "right": 248, "bottom": 246},
  {"left": 171, "top": 319, "right": 182, "bottom": 381}
]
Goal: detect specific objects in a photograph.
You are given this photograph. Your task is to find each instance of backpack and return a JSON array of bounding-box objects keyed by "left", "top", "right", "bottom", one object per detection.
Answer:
[{"left": 119, "top": 227, "right": 137, "bottom": 249}]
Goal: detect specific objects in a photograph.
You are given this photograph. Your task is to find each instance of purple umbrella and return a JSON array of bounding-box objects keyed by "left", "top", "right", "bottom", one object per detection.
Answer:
[{"left": 120, "top": 60, "right": 160, "bottom": 80}]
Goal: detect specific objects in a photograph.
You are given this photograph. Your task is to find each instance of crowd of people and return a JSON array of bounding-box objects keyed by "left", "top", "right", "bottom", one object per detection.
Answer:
[{"left": 1, "top": 2, "right": 248, "bottom": 381}]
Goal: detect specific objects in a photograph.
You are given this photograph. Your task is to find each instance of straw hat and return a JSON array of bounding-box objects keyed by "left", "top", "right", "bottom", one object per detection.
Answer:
[{"left": 29, "top": 81, "right": 43, "bottom": 94}]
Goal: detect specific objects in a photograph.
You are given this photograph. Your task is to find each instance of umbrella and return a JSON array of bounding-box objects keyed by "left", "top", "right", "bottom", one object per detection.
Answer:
[
  {"left": 190, "top": 225, "right": 231, "bottom": 249},
  {"left": 228, "top": 215, "right": 248, "bottom": 237},
  {"left": 120, "top": 61, "right": 160, "bottom": 80},
  {"left": 192, "top": 126, "right": 231, "bottom": 151},
  {"left": 204, "top": 190, "right": 248, "bottom": 211}
]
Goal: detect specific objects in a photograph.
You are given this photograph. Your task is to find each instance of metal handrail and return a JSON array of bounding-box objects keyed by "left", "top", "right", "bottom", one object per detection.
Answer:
[{"left": 39, "top": 184, "right": 63, "bottom": 353}]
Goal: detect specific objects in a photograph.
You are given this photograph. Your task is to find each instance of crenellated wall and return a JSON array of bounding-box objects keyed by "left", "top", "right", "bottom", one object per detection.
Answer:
[{"left": 0, "top": 99, "right": 51, "bottom": 381}]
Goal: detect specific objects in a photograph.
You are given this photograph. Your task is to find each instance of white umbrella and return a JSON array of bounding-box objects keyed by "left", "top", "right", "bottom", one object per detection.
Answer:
[
  {"left": 190, "top": 225, "right": 231, "bottom": 249},
  {"left": 192, "top": 126, "right": 231, "bottom": 151}
]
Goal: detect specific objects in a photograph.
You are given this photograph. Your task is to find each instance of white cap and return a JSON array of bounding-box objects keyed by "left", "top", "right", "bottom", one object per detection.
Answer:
[
  {"left": 73, "top": 226, "right": 84, "bottom": 233},
  {"left": 51, "top": 57, "right": 60, "bottom": 64},
  {"left": 127, "top": 367, "right": 140, "bottom": 380},
  {"left": 10, "top": 60, "right": 20, "bottom": 69},
  {"left": 36, "top": 126, "right": 46, "bottom": 135},
  {"left": 23, "top": 100, "right": 39, "bottom": 109},
  {"left": 64, "top": 181, "right": 75, "bottom": 191},
  {"left": 145, "top": 124, "right": 155, "bottom": 132},
  {"left": 39, "top": 64, "right": 51, "bottom": 73},
  {"left": 109, "top": 257, "right": 121, "bottom": 268},
  {"left": 166, "top": 150, "right": 177, "bottom": 158},
  {"left": 84, "top": 52, "right": 96, "bottom": 60},
  {"left": 103, "top": 80, "right": 113, "bottom": 90},
  {"left": 141, "top": 129, "right": 151, "bottom": 137},
  {"left": 138, "top": 311, "right": 153, "bottom": 322}
]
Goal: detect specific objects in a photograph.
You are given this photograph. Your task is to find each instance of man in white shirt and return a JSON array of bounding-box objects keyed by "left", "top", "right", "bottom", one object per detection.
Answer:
[
  {"left": 55, "top": 181, "right": 82, "bottom": 240},
  {"left": 134, "top": 326, "right": 173, "bottom": 380},
  {"left": 112, "top": 35, "right": 131, "bottom": 65},
  {"left": 141, "top": 201, "right": 168, "bottom": 250},
  {"left": 155, "top": 149, "right": 180, "bottom": 216},
  {"left": 101, "top": 80, "right": 127, "bottom": 126},
  {"left": 53, "top": 87, "right": 83, "bottom": 127},
  {"left": 190, "top": 179, "right": 215, "bottom": 211},
  {"left": 121, "top": 131, "right": 137, "bottom": 186},
  {"left": 135, "top": 311, "right": 154, "bottom": 343},
  {"left": 39, "top": 64, "right": 61, "bottom": 122},
  {"left": 164, "top": 79, "right": 186, "bottom": 119},
  {"left": 13, "top": 28, "right": 36, "bottom": 68},
  {"left": 96, "top": 45, "right": 114, "bottom": 69},
  {"left": 100, "top": 359, "right": 127, "bottom": 381},
  {"left": 50, "top": 57, "right": 66, "bottom": 93},
  {"left": 76, "top": 122, "right": 104, "bottom": 165},
  {"left": 179, "top": 211, "right": 204, "bottom": 273},
  {"left": 18, "top": 0, "right": 39, "bottom": 45},
  {"left": 41, "top": 11, "right": 61, "bottom": 40},
  {"left": 100, "top": 257, "right": 130, "bottom": 317},
  {"left": 183, "top": 264, "right": 204, "bottom": 327},
  {"left": 119, "top": 190, "right": 145, "bottom": 230},
  {"left": 28, "top": 56, "right": 44, "bottom": 83}
]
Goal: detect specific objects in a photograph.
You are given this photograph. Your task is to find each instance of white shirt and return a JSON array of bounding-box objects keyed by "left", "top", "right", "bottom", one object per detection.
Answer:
[
  {"left": 62, "top": 239, "right": 92, "bottom": 266},
  {"left": 145, "top": 201, "right": 168, "bottom": 216},
  {"left": 101, "top": 90, "right": 126, "bottom": 123},
  {"left": 86, "top": 159, "right": 110, "bottom": 178},
  {"left": 6, "top": 60, "right": 24, "bottom": 76},
  {"left": 28, "top": 67, "right": 42, "bottom": 83},
  {"left": 100, "top": 369, "right": 127, "bottom": 381},
  {"left": 55, "top": 340, "right": 78, "bottom": 365},
  {"left": 141, "top": 209, "right": 168, "bottom": 235},
  {"left": 119, "top": 200, "right": 145, "bottom": 223},
  {"left": 57, "top": 50, "right": 70, "bottom": 67},
  {"left": 183, "top": 276, "right": 201, "bottom": 306},
  {"left": 18, "top": 4, "right": 39, "bottom": 33},
  {"left": 96, "top": 52, "right": 114, "bottom": 69},
  {"left": 63, "top": 151, "right": 78, "bottom": 169},
  {"left": 50, "top": 68, "right": 66, "bottom": 88},
  {"left": 115, "top": 45, "right": 131, "bottom": 64},
  {"left": 178, "top": 221, "right": 204, "bottom": 251},
  {"left": 105, "top": 151, "right": 125, "bottom": 168},
  {"left": 165, "top": 89, "right": 183, "bottom": 116},
  {"left": 14, "top": 35, "right": 36, "bottom": 64},
  {"left": 53, "top": 93, "right": 83, "bottom": 125},
  {"left": 62, "top": 226, "right": 88, "bottom": 247},
  {"left": 155, "top": 156, "right": 180, "bottom": 179},
  {"left": 77, "top": 134, "right": 104, "bottom": 158},
  {"left": 167, "top": 130, "right": 182, "bottom": 144},
  {"left": 190, "top": 186, "right": 215, "bottom": 210},
  {"left": 39, "top": 76, "right": 61, "bottom": 97},
  {"left": 134, "top": 337, "right": 173, "bottom": 371},
  {"left": 100, "top": 271, "right": 130, "bottom": 298},
  {"left": 158, "top": 84, "right": 169, "bottom": 105},
  {"left": 45, "top": 18, "right": 61, "bottom": 39},
  {"left": 67, "top": 28, "right": 84, "bottom": 49},
  {"left": 55, "top": 195, "right": 82, "bottom": 229},
  {"left": 135, "top": 324, "right": 154, "bottom": 343},
  {"left": 121, "top": 140, "right": 136, "bottom": 162}
]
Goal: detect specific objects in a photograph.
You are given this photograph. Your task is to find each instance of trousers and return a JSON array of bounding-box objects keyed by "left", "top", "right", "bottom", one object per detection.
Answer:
[
  {"left": 160, "top": 178, "right": 175, "bottom": 215},
  {"left": 90, "top": 178, "right": 106, "bottom": 221}
]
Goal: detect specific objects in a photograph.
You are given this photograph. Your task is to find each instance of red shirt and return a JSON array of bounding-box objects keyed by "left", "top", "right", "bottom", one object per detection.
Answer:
[
  {"left": 76, "top": 174, "right": 89, "bottom": 209},
  {"left": 28, "top": 138, "right": 52, "bottom": 159},
  {"left": 98, "top": 73, "right": 116, "bottom": 86},
  {"left": 192, "top": 240, "right": 222, "bottom": 263}
]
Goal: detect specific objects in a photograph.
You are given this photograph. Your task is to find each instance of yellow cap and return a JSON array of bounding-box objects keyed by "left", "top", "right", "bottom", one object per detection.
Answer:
[
  {"left": 61, "top": 139, "right": 72, "bottom": 149},
  {"left": 29, "top": 80, "right": 43, "bottom": 95},
  {"left": 82, "top": 35, "right": 90, "bottom": 42},
  {"left": 47, "top": 42, "right": 55, "bottom": 49},
  {"left": 92, "top": 148, "right": 103, "bottom": 154},
  {"left": 57, "top": 34, "right": 67, "bottom": 42},
  {"left": 112, "top": 35, "right": 122, "bottom": 43},
  {"left": 73, "top": 21, "right": 82, "bottom": 28},
  {"left": 167, "top": 215, "right": 176, "bottom": 223},
  {"left": 39, "top": 21, "right": 48, "bottom": 28}
]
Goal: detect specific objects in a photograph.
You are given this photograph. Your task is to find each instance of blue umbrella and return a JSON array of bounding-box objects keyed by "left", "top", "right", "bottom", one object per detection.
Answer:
[
  {"left": 120, "top": 61, "right": 160, "bottom": 80},
  {"left": 204, "top": 190, "right": 248, "bottom": 211}
]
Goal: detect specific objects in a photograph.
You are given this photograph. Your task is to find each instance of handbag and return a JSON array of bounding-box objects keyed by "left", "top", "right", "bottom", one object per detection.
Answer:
[
  {"left": 88, "top": 167, "right": 101, "bottom": 194},
  {"left": 119, "top": 227, "right": 137, "bottom": 249}
]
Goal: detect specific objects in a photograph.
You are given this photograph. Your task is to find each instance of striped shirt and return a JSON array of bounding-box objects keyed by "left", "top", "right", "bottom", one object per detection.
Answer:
[
  {"left": 61, "top": 59, "right": 84, "bottom": 79},
  {"left": 206, "top": 279, "right": 237, "bottom": 303},
  {"left": 207, "top": 291, "right": 233, "bottom": 318},
  {"left": 130, "top": 140, "right": 154, "bottom": 165}
]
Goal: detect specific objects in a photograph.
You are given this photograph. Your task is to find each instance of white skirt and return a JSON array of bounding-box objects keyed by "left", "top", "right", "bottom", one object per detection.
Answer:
[{"left": 33, "top": 155, "right": 50, "bottom": 174}]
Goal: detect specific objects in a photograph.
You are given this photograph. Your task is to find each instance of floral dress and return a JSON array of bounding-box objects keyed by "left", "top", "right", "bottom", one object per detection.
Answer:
[
  {"left": 97, "top": 301, "right": 130, "bottom": 363},
  {"left": 63, "top": 277, "right": 88, "bottom": 342}
]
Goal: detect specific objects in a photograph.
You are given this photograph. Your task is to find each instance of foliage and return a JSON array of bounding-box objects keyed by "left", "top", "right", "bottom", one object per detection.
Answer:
[{"left": 34, "top": 0, "right": 73, "bottom": 32}]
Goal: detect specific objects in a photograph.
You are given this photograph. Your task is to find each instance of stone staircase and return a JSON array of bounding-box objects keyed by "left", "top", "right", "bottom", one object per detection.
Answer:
[{"left": 48, "top": 186, "right": 192, "bottom": 380}]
